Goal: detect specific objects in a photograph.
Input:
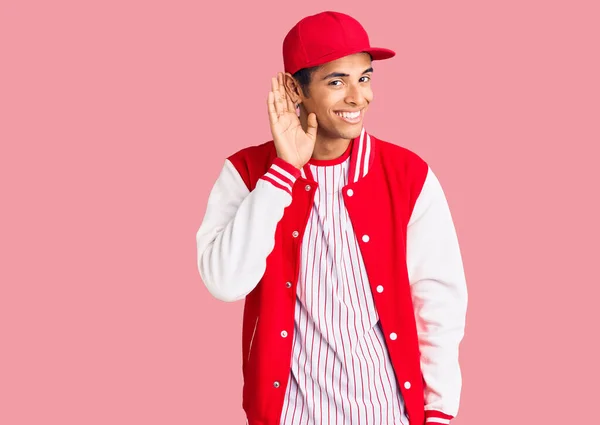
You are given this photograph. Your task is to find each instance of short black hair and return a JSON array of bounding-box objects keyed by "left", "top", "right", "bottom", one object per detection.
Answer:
[
  {"left": 292, "top": 65, "right": 322, "bottom": 98},
  {"left": 292, "top": 53, "right": 374, "bottom": 98}
]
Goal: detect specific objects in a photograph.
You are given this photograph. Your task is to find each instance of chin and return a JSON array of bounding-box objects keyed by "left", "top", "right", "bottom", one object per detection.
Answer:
[
  {"left": 336, "top": 125, "right": 363, "bottom": 140},
  {"left": 320, "top": 119, "right": 364, "bottom": 141}
]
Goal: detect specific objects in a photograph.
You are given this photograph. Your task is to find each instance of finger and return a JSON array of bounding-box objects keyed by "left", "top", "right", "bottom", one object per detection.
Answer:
[
  {"left": 267, "top": 91, "right": 279, "bottom": 125},
  {"left": 276, "top": 74, "right": 289, "bottom": 113},
  {"left": 270, "top": 77, "right": 283, "bottom": 117},
  {"left": 306, "top": 112, "right": 318, "bottom": 139},
  {"left": 273, "top": 82, "right": 287, "bottom": 117},
  {"left": 273, "top": 88, "right": 285, "bottom": 116},
  {"left": 280, "top": 91, "right": 288, "bottom": 113}
]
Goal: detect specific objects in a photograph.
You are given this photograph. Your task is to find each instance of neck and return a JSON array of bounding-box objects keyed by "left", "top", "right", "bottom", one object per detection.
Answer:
[
  {"left": 299, "top": 111, "right": 352, "bottom": 161},
  {"left": 312, "top": 136, "right": 351, "bottom": 160}
]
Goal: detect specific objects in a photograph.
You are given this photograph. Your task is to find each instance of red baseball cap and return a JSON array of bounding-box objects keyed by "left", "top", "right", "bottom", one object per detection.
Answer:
[{"left": 283, "top": 11, "right": 396, "bottom": 75}]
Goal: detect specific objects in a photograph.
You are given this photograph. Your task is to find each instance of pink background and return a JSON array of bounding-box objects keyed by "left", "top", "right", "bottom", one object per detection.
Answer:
[{"left": 1, "top": 1, "right": 599, "bottom": 424}]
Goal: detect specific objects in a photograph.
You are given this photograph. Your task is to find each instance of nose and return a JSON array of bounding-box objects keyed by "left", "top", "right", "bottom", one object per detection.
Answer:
[{"left": 345, "top": 82, "right": 365, "bottom": 106}]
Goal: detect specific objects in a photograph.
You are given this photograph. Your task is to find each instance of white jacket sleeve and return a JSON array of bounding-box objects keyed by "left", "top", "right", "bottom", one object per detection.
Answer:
[
  {"left": 406, "top": 166, "right": 468, "bottom": 421},
  {"left": 196, "top": 156, "right": 301, "bottom": 302}
]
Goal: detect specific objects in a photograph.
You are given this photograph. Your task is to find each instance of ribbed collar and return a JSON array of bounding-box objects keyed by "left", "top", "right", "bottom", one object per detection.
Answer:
[{"left": 300, "top": 127, "right": 375, "bottom": 184}]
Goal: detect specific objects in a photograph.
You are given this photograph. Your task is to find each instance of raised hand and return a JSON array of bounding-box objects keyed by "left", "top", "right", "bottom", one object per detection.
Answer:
[{"left": 267, "top": 72, "right": 318, "bottom": 169}]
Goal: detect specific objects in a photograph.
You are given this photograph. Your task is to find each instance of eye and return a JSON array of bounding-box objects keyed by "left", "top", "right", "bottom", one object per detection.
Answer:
[
  {"left": 360, "top": 75, "right": 371, "bottom": 83},
  {"left": 329, "top": 80, "right": 343, "bottom": 86}
]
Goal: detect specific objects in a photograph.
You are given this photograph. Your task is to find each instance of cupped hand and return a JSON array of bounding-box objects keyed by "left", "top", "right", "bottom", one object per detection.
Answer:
[{"left": 267, "top": 72, "right": 318, "bottom": 169}]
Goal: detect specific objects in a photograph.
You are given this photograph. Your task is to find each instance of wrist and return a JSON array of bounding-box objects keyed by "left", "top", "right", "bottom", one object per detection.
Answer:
[{"left": 276, "top": 155, "right": 303, "bottom": 171}]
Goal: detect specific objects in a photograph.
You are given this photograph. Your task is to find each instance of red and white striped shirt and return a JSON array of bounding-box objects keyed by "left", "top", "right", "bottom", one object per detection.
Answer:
[{"left": 280, "top": 142, "right": 409, "bottom": 425}]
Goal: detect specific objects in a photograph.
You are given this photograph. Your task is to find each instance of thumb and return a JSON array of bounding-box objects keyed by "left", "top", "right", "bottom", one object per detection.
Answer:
[{"left": 306, "top": 113, "right": 318, "bottom": 140}]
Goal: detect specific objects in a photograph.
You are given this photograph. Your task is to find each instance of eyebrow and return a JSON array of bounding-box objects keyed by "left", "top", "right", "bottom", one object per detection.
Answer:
[{"left": 321, "top": 67, "right": 374, "bottom": 80}]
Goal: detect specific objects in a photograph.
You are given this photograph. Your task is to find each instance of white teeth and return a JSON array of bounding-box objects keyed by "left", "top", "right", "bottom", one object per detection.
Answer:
[{"left": 336, "top": 111, "right": 360, "bottom": 119}]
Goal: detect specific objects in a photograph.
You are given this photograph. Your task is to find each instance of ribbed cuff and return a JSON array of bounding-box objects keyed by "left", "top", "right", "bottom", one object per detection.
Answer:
[
  {"left": 258, "top": 157, "right": 301, "bottom": 196},
  {"left": 425, "top": 410, "right": 454, "bottom": 424}
]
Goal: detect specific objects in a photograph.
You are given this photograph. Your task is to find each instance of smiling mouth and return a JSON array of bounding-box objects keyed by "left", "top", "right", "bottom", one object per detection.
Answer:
[{"left": 334, "top": 109, "right": 363, "bottom": 124}]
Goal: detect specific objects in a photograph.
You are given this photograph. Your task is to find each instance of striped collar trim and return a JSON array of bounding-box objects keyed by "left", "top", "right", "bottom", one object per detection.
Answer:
[{"left": 300, "top": 127, "right": 374, "bottom": 183}]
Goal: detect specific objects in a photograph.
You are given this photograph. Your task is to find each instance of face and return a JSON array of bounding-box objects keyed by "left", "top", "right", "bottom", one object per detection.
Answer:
[{"left": 289, "top": 52, "right": 374, "bottom": 142}]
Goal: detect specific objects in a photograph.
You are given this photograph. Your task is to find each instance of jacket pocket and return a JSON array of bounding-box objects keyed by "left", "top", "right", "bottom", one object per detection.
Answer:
[{"left": 247, "top": 315, "right": 259, "bottom": 363}]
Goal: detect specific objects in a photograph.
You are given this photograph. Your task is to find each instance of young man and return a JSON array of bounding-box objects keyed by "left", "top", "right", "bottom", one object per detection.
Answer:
[{"left": 196, "top": 10, "right": 468, "bottom": 425}]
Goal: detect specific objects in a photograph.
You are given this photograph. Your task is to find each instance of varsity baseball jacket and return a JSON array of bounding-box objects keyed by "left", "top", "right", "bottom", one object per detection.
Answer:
[{"left": 196, "top": 127, "right": 468, "bottom": 425}]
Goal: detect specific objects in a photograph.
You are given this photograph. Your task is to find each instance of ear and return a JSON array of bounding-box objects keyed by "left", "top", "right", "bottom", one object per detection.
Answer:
[{"left": 283, "top": 72, "right": 302, "bottom": 106}]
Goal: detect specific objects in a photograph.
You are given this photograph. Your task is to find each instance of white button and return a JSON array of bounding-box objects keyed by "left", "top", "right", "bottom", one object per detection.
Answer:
[
  {"left": 362, "top": 235, "right": 370, "bottom": 242},
  {"left": 292, "top": 231, "right": 299, "bottom": 238},
  {"left": 305, "top": 184, "right": 311, "bottom": 191},
  {"left": 376, "top": 285, "right": 384, "bottom": 293},
  {"left": 347, "top": 189, "right": 354, "bottom": 196},
  {"left": 285, "top": 281, "right": 292, "bottom": 288},
  {"left": 273, "top": 381, "right": 280, "bottom": 388},
  {"left": 281, "top": 330, "right": 288, "bottom": 338},
  {"left": 390, "top": 332, "right": 397, "bottom": 340},
  {"left": 404, "top": 381, "right": 411, "bottom": 389}
]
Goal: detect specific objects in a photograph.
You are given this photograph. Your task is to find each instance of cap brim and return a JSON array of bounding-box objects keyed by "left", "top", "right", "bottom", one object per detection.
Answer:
[
  {"left": 289, "top": 47, "right": 396, "bottom": 74},
  {"left": 364, "top": 47, "right": 396, "bottom": 60}
]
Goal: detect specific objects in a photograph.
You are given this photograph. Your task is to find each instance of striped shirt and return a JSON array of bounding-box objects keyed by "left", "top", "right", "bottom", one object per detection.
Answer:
[{"left": 279, "top": 141, "right": 409, "bottom": 425}]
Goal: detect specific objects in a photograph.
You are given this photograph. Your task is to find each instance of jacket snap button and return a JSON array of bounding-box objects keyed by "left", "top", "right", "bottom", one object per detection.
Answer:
[
  {"left": 281, "top": 330, "right": 288, "bottom": 338},
  {"left": 285, "top": 281, "right": 292, "bottom": 288},
  {"left": 404, "top": 381, "right": 411, "bottom": 389},
  {"left": 292, "top": 231, "right": 299, "bottom": 238},
  {"left": 376, "top": 285, "right": 384, "bottom": 293},
  {"left": 362, "top": 235, "right": 370, "bottom": 242},
  {"left": 390, "top": 332, "right": 397, "bottom": 340},
  {"left": 305, "top": 184, "right": 311, "bottom": 191},
  {"left": 273, "top": 381, "right": 280, "bottom": 388},
  {"left": 347, "top": 189, "right": 354, "bottom": 196}
]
